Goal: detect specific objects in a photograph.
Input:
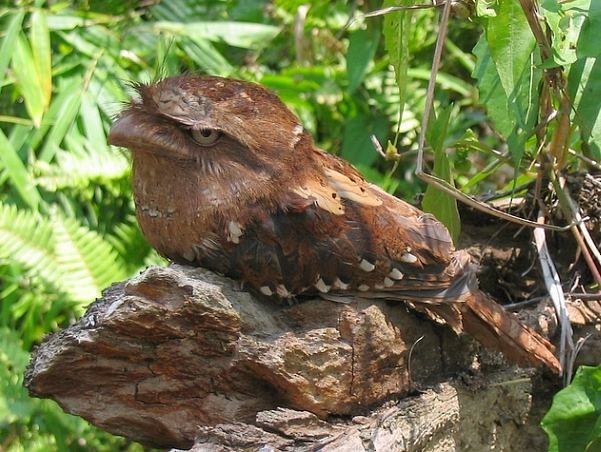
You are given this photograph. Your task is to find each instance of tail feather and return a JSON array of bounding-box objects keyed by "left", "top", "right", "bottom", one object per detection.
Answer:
[{"left": 459, "top": 289, "right": 561, "bottom": 373}]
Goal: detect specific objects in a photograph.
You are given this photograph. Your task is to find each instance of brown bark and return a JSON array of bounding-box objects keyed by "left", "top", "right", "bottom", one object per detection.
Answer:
[{"left": 24, "top": 264, "right": 567, "bottom": 450}]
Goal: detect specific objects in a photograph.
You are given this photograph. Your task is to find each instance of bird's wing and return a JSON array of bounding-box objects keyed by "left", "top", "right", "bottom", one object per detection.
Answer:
[{"left": 218, "top": 151, "right": 467, "bottom": 299}]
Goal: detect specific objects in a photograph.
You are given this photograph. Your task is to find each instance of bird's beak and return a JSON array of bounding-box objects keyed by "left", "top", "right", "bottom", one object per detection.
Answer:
[{"left": 108, "top": 111, "right": 139, "bottom": 150}]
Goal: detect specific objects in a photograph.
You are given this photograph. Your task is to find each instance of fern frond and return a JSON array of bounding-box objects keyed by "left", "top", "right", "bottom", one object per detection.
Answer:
[
  {"left": 51, "top": 210, "right": 128, "bottom": 301},
  {"left": 0, "top": 202, "right": 128, "bottom": 303},
  {"left": 0, "top": 203, "right": 61, "bottom": 286},
  {"left": 107, "top": 214, "right": 154, "bottom": 271},
  {"left": 35, "top": 147, "right": 130, "bottom": 192}
]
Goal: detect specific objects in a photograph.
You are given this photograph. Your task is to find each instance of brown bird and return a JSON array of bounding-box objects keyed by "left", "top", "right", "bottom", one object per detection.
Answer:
[{"left": 109, "top": 75, "right": 560, "bottom": 373}]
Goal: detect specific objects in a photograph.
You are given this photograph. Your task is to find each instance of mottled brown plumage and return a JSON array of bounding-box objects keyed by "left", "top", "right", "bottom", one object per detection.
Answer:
[{"left": 109, "top": 75, "right": 560, "bottom": 373}]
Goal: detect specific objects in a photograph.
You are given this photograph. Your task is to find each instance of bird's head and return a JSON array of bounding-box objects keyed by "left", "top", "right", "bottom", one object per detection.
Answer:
[{"left": 109, "top": 75, "right": 309, "bottom": 174}]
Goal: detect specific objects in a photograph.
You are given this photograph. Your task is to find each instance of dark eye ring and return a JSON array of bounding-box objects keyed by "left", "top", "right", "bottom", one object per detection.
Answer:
[{"left": 190, "top": 129, "right": 222, "bottom": 146}]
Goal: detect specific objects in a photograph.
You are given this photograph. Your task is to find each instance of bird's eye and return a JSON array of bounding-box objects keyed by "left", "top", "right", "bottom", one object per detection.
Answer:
[{"left": 190, "top": 129, "right": 222, "bottom": 146}]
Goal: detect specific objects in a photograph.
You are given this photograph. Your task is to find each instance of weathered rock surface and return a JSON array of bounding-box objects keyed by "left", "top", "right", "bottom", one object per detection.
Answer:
[{"left": 25, "top": 264, "right": 568, "bottom": 450}]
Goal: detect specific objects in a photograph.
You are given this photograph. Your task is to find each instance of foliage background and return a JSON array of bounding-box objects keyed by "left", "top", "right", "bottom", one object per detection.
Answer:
[{"left": 0, "top": 0, "right": 599, "bottom": 450}]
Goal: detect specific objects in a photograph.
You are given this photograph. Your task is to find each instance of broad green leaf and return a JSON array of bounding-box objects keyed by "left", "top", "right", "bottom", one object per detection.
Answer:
[
  {"left": 151, "top": 21, "right": 281, "bottom": 48},
  {"left": 568, "top": 56, "right": 601, "bottom": 160},
  {"left": 29, "top": 76, "right": 82, "bottom": 152},
  {"left": 341, "top": 112, "right": 389, "bottom": 167},
  {"left": 30, "top": 9, "right": 52, "bottom": 111},
  {"left": 383, "top": 0, "right": 412, "bottom": 124},
  {"left": 542, "top": 365, "right": 601, "bottom": 452},
  {"left": 46, "top": 14, "right": 88, "bottom": 30},
  {"left": 346, "top": 26, "right": 380, "bottom": 92},
  {"left": 12, "top": 34, "right": 45, "bottom": 128},
  {"left": 80, "top": 93, "right": 107, "bottom": 151},
  {"left": 0, "top": 11, "right": 25, "bottom": 84},
  {"left": 422, "top": 105, "right": 460, "bottom": 244},
  {"left": 485, "top": 0, "right": 535, "bottom": 99},
  {"left": 542, "top": 0, "right": 600, "bottom": 64},
  {"left": 38, "top": 83, "right": 82, "bottom": 162},
  {"left": 0, "top": 130, "right": 41, "bottom": 210},
  {"left": 472, "top": 37, "right": 514, "bottom": 137},
  {"left": 472, "top": 34, "right": 540, "bottom": 166}
]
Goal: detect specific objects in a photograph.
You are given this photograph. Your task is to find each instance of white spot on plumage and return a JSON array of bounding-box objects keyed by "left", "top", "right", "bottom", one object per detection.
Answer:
[
  {"left": 315, "top": 278, "right": 331, "bottom": 293},
  {"left": 384, "top": 277, "right": 394, "bottom": 287},
  {"left": 389, "top": 268, "right": 404, "bottom": 280},
  {"left": 276, "top": 284, "right": 290, "bottom": 298},
  {"left": 359, "top": 259, "right": 375, "bottom": 272},
  {"left": 333, "top": 277, "right": 349, "bottom": 290},
  {"left": 227, "top": 220, "right": 244, "bottom": 244},
  {"left": 358, "top": 284, "right": 370, "bottom": 292},
  {"left": 260, "top": 286, "right": 273, "bottom": 296},
  {"left": 374, "top": 283, "right": 384, "bottom": 290},
  {"left": 400, "top": 253, "right": 418, "bottom": 264},
  {"left": 182, "top": 249, "right": 195, "bottom": 262}
]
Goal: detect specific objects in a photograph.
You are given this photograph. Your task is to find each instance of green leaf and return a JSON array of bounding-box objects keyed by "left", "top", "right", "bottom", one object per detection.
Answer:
[
  {"left": 383, "top": 0, "right": 412, "bottom": 123},
  {"left": 407, "top": 67, "right": 472, "bottom": 97},
  {"left": 151, "top": 21, "right": 281, "bottom": 48},
  {"left": 485, "top": 0, "right": 535, "bottom": 99},
  {"left": 27, "top": 76, "right": 81, "bottom": 152},
  {"left": 179, "top": 36, "right": 234, "bottom": 76},
  {"left": 0, "top": 129, "right": 41, "bottom": 210},
  {"left": 472, "top": 32, "right": 541, "bottom": 166},
  {"left": 542, "top": 365, "right": 601, "bottom": 452},
  {"left": 30, "top": 9, "right": 52, "bottom": 111},
  {"left": 0, "top": 11, "right": 25, "bottom": 85},
  {"left": 80, "top": 92, "right": 107, "bottom": 151},
  {"left": 422, "top": 105, "right": 461, "bottom": 244},
  {"left": 346, "top": 26, "right": 380, "bottom": 92},
  {"left": 472, "top": 37, "right": 514, "bottom": 138},
  {"left": 568, "top": 56, "right": 601, "bottom": 160},
  {"left": 12, "top": 33, "right": 45, "bottom": 128},
  {"left": 38, "top": 80, "right": 82, "bottom": 162},
  {"left": 541, "top": 0, "right": 600, "bottom": 65},
  {"left": 341, "top": 112, "right": 389, "bottom": 167}
]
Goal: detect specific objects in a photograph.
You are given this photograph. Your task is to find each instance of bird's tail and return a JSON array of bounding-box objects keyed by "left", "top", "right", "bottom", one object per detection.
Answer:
[
  {"left": 324, "top": 265, "right": 561, "bottom": 373},
  {"left": 365, "top": 270, "right": 562, "bottom": 373},
  {"left": 458, "top": 288, "right": 561, "bottom": 373}
]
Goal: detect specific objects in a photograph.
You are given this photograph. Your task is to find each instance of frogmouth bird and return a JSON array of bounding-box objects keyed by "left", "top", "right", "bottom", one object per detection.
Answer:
[{"left": 109, "top": 75, "right": 560, "bottom": 373}]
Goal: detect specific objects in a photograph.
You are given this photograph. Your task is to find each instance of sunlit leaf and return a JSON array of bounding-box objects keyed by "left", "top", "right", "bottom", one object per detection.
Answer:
[
  {"left": 0, "top": 130, "right": 41, "bottom": 210},
  {"left": 38, "top": 81, "right": 82, "bottom": 162},
  {"left": 12, "top": 34, "right": 45, "bottom": 127},
  {"left": 382, "top": 0, "right": 412, "bottom": 124},
  {"left": 151, "top": 21, "right": 281, "bottom": 48},
  {"left": 0, "top": 11, "right": 25, "bottom": 85},
  {"left": 568, "top": 56, "right": 601, "bottom": 160},
  {"left": 485, "top": 0, "right": 535, "bottom": 99},
  {"left": 542, "top": 365, "right": 601, "bottom": 452},
  {"left": 422, "top": 105, "right": 460, "bottom": 244},
  {"left": 80, "top": 92, "right": 107, "bottom": 151},
  {"left": 30, "top": 9, "right": 52, "bottom": 111}
]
